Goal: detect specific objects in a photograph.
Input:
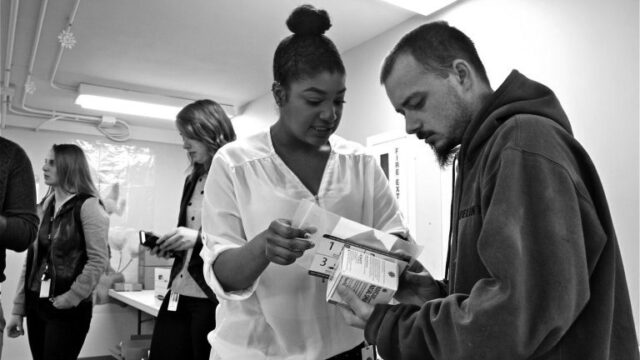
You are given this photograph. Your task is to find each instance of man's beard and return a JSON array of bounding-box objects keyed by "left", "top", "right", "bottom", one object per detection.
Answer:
[
  {"left": 432, "top": 142, "right": 459, "bottom": 169},
  {"left": 432, "top": 91, "right": 472, "bottom": 169}
]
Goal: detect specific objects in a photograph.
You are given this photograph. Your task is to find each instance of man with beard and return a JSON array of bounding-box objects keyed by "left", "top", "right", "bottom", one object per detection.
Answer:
[{"left": 337, "top": 21, "right": 639, "bottom": 359}]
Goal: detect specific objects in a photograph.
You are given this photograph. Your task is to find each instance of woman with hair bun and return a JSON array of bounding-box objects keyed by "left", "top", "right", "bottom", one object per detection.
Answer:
[
  {"left": 146, "top": 99, "right": 236, "bottom": 360},
  {"left": 200, "top": 4, "right": 408, "bottom": 359}
]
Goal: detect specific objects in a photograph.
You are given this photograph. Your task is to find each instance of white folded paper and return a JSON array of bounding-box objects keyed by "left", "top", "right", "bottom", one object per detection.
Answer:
[{"left": 291, "top": 199, "right": 421, "bottom": 278}]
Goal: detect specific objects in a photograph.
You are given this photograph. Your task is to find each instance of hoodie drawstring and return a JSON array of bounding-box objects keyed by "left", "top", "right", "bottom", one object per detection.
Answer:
[{"left": 444, "top": 154, "right": 458, "bottom": 282}]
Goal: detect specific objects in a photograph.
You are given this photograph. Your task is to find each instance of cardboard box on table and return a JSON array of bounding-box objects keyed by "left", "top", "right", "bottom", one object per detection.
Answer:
[{"left": 137, "top": 244, "right": 173, "bottom": 290}]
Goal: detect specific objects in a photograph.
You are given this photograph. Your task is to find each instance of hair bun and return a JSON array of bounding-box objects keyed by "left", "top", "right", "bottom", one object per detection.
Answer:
[{"left": 286, "top": 4, "right": 331, "bottom": 36}]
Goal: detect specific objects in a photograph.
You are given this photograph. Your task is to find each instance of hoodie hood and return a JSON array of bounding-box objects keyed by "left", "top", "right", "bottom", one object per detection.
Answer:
[{"left": 461, "top": 70, "right": 571, "bottom": 159}]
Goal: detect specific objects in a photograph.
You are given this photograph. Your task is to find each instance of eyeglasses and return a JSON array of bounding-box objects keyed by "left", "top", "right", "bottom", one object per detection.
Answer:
[{"left": 44, "top": 158, "right": 55, "bottom": 167}]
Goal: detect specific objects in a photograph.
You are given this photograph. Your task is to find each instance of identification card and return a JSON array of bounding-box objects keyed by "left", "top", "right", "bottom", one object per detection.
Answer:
[
  {"left": 39, "top": 279, "right": 51, "bottom": 298},
  {"left": 361, "top": 345, "right": 376, "bottom": 360},
  {"left": 167, "top": 292, "right": 179, "bottom": 311}
]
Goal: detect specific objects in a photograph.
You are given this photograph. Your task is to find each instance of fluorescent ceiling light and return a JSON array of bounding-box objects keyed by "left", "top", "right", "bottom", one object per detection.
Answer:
[
  {"left": 75, "top": 84, "right": 235, "bottom": 120},
  {"left": 76, "top": 94, "right": 183, "bottom": 120},
  {"left": 380, "top": 0, "right": 457, "bottom": 16}
]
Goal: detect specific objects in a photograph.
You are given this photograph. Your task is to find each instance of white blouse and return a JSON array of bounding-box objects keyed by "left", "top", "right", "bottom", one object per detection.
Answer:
[{"left": 200, "top": 130, "right": 407, "bottom": 360}]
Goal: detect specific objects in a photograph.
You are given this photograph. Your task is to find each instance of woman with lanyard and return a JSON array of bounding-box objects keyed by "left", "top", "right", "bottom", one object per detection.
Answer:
[
  {"left": 147, "top": 99, "right": 236, "bottom": 360},
  {"left": 7, "top": 144, "right": 109, "bottom": 360}
]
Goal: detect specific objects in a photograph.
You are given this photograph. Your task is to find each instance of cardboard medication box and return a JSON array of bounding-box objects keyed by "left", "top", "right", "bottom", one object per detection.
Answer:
[{"left": 326, "top": 247, "right": 398, "bottom": 306}]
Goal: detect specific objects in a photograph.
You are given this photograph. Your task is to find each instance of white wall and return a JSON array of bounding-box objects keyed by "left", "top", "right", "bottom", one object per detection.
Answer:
[
  {"left": 240, "top": 0, "right": 640, "bottom": 334},
  {"left": 0, "top": 125, "right": 186, "bottom": 358}
]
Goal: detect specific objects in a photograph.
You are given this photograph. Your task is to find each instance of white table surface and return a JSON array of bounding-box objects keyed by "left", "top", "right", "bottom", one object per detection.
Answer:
[{"left": 108, "top": 289, "right": 161, "bottom": 317}]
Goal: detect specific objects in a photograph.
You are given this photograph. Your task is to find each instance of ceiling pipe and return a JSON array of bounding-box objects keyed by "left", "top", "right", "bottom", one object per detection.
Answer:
[
  {"left": 35, "top": 115, "right": 63, "bottom": 132},
  {"left": 2, "top": 0, "right": 19, "bottom": 90},
  {"left": 19, "top": 0, "right": 71, "bottom": 114},
  {"left": 26, "top": 0, "right": 48, "bottom": 80},
  {"left": 1, "top": 98, "right": 6, "bottom": 131},
  {"left": 1, "top": 0, "right": 20, "bottom": 130},
  {"left": 16, "top": 0, "right": 98, "bottom": 121},
  {"left": 50, "top": 0, "right": 80, "bottom": 91},
  {"left": 7, "top": 0, "right": 130, "bottom": 141}
]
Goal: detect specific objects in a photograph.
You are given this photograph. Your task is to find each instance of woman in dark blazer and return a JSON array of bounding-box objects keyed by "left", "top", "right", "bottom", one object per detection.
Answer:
[{"left": 148, "top": 99, "right": 236, "bottom": 360}]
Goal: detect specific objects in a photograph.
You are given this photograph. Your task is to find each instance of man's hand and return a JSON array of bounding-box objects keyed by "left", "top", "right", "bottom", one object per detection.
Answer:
[
  {"left": 395, "top": 260, "right": 443, "bottom": 305},
  {"left": 336, "top": 284, "right": 374, "bottom": 329}
]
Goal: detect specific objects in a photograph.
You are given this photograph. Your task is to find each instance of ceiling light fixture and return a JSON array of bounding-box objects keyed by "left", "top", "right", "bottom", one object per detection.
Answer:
[
  {"left": 75, "top": 84, "right": 235, "bottom": 120},
  {"left": 380, "top": 0, "right": 457, "bottom": 16}
]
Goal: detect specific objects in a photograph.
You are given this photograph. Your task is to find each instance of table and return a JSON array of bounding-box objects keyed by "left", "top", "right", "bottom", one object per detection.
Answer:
[{"left": 109, "top": 289, "right": 161, "bottom": 334}]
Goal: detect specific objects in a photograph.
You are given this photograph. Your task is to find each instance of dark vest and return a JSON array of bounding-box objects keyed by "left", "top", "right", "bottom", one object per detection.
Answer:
[{"left": 26, "top": 194, "right": 92, "bottom": 298}]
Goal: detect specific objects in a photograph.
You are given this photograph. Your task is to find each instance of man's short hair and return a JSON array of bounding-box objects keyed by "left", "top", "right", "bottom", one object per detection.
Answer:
[{"left": 380, "top": 21, "right": 489, "bottom": 85}]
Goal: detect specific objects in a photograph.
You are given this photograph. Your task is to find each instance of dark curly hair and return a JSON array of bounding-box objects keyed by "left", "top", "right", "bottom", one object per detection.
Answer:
[{"left": 272, "top": 4, "right": 345, "bottom": 90}]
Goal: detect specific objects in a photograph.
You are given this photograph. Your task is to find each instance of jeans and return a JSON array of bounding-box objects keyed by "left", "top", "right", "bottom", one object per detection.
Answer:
[{"left": 25, "top": 291, "right": 92, "bottom": 360}]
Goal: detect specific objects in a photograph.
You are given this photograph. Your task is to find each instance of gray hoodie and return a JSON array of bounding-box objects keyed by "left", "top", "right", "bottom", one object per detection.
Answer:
[{"left": 366, "top": 70, "right": 638, "bottom": 359}]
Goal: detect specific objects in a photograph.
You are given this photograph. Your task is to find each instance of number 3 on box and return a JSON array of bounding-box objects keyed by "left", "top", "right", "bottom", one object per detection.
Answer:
[{"left": 309, "top": 254, "right": 337, "bottom": 278}]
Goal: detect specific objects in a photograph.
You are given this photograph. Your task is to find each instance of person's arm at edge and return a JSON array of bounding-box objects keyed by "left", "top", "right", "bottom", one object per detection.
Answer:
[
  {"left": 0, "top": 147, "right": 38, "bottom": 252},
  {"left": 11, "top": 256, "right": 28, "bottom": 317},
  {"left": 7, "top": 256, "right": 29, "bottom": 337}
]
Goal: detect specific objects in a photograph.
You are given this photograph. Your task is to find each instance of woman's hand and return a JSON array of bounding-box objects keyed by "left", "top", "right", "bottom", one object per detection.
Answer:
[
  {"left": 6, "top": 315, "right": 24, "bottom": 338},
  {"left": 155, "top": 227, "right": 199, "bottom": 253},
  {"left": 51, "top": 294, "right": 75, "bottom": 310},
  {"left": 260, "top": 219, "right": 315, "bottom": 265},
  {"left": 212, "top": 219, "right": 316, "bottom": 292}
]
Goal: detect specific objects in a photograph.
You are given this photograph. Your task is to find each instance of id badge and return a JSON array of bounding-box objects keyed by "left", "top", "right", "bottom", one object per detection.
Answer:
[
  {"left": 39, "top": 279, "right": 51, "bottom": 298},
  {"left": 361, "top": 345, "right": 376, "bottom": 360},
  {"left": 167, "top": 292, "right": 179, "bottom": 311}
]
